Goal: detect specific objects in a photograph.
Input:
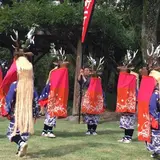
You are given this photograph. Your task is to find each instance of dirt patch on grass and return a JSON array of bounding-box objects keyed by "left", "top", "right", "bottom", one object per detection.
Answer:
[
  {"left": 66, "top": 111, "right": 120, "bottom": 122},
  {"left": 101, "top": 111, "right": 121, "bottom": 121}
]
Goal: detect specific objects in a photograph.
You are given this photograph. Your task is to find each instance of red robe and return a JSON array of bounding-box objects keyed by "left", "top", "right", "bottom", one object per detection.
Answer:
[
  {"left": 137, "top": 76, "right": 156, "bottom": 142},
  {"left": 81, "top": 77, "right": 104, "bottom": 115},
  {"left": 116, "top": 72, "right": 137, "bottom": 113},
  {"left": 0, "top": 61, "right": 17, "bottom": 116},
  {"left": 39, "top": 67, "right": 69, "bottom": 118}
]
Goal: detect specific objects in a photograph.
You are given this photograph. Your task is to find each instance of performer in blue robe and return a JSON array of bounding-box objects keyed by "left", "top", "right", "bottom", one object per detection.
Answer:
[
  {"left": 5, "top": 81, "right": 39, "bottom": 156},
  {"left": 146, "top": 85, "right": 160, "bottom": 158}
]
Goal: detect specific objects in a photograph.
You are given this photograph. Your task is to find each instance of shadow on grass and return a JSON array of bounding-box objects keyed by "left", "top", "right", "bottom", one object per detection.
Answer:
[
  {"left": 34, "top": 129, "right": 122, "bottom": 138},
  {"left": 99, "top": 120, "right": 118, "bottom": 124},
  {"left": 0, "top": 135, "right": 6, "bottom": 139},
  {"left": 27, "top": 142, "right": 115, "bottom": 158},
  {"left": 0, "top": 118, "right": 7, "bottom": 122},
  {"left": 132, "top": 137, "right": 138, "bottom": 142}
]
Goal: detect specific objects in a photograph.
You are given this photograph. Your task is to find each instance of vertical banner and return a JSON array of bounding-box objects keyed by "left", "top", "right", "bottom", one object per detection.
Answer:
[
  {"left": 81, "top": 0, "right": 95, "bottom": 43},
  {"left": 0, "top": 66, "right": 2, "bottom": 86}
]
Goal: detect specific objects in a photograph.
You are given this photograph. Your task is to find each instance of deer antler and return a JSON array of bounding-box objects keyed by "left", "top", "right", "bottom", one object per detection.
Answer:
[
  {"left": 26, "top": 25, "right": 38, "bottom": 47},
  {"left": 87, "top": 54, "right": 104, "bottom": 75},
  {"left": 10, "top": 29, "right": 19, "bottom": 50},
  {"left": 59, "top": 47, "right": 67, "bottom": 62},
  {"left": 96, "top": 57, "right": 104, "bottom": 71},
  {"left": 87, "top": 53, "right": 97, "bottom": 67},
  {"left": 25, "top": 24, "right": 39, "bottom": 48},
  {"left": 154, "top": 45, "right": 160, "bottom": 57},
  {"left": 147, "top": 43, "right": 154, "bottom": 57},
  {"left": 127, "top": 49, "right": 138, "bottom": 66},
  {"left": 146, "top": 44, "right": 160, "bottom": 69},
  {"left": 122, "top": 49, "right": 138, "bottom": 66},
  {"left": 50, "top": 43, "right": 59, "bottom": 58},
  {"left": 50, "top": 43, "right": 67, "bottom": 62}
]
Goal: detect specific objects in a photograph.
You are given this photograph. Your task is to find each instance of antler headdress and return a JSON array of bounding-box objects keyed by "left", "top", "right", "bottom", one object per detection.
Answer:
[
  {"left": 87, "top": 54, "right": 104, "bottom": 76},
  {"left": 117, "top": 49, "right": 138, "bottom": 71},
  {"left": 145, "top": 44, "right": 160, "bottom": 70},
  {"left": 50, "top": 43, "right": 68, "bottom": 66},
  {"left": 10, "top": 24, "right": 38, "bottom": 57}
]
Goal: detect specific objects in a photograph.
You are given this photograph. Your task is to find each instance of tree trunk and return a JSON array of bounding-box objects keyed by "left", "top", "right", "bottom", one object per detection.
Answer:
[
  {"left": 72, "top": 39, "right": 82, "bottom": 115},
  {"left": 141, "top": 0, "right": 160, "bottom": 60}
]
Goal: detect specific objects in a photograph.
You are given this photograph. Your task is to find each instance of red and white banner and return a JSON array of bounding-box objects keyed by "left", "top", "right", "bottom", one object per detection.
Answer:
[{"left": 81, "top": 0, "right": 95, "bottom": 43}]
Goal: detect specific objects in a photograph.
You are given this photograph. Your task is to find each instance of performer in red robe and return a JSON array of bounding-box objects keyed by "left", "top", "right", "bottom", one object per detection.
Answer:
[
  {"left": 138, "top": 67, "right": 160, "bottom": 158},
  {"left": 39, "top": 46, "right": 69, "bottom": 138},
  {"left": 137, "top": 45, "right": 160, "bottom": 158},
  {"left": 80, "top": 55, "right": 105, "bottom": 135},
  {"left": 116, "top": 50, "right": 138, "bottom": 143}
]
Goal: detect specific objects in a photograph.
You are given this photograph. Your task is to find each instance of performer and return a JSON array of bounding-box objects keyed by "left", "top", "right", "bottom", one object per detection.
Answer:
[
  {"left": 39, "top": 67, "right": 57, "bottom": 138},
  {"left": 138, "top": 45, "right": 160, "bottom": 158},
  {"left": 2, "top": 29, "right": 39, "bottom": 157},
  {"left": 77, "top": 65, "right": 91, "bottom": 125},
  {"left": 116, "top": 50, "right": 138, "bottom": 143},
  {"left": 39, "top": 46, "right": 69, "bottom": 138},
  {"left": 5, "top": 52, "right": 39, "bottom": 157},
  {"left": 81, "top": 55, "right": 104, "bottom": 135},
  {"left": 0, "top": 28, "right": 36, "bottom": 116}
]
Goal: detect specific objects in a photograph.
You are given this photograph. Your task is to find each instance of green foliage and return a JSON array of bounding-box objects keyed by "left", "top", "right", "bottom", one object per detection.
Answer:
[
  {"left": 0, "top": 47, "right": 12, "bottom": 62},
  {"left": 34, "top": 53, "right": 54, "bottom": 93},
  {"left": 0, "top": 1, "right": 82, "bottom": 32},
  {"left": 0, "top": 0, "right": 141, "bottom": 50}
]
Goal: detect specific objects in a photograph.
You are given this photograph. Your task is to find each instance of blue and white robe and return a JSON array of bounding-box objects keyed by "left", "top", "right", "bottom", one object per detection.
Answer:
[
  {"left": 119, "top": 114, "right": 136, "bottom": 129},
  {"left": 39, "top": 83, "right": 56, "bottom": 127},
  {"left": 5, "top": 81, "right": 39, "bottom": 141},
  {"left": 119, "top": 89, "right": 138, "bottom": 130},
  {"left": 146, "top": 88, "right": 160, "bottom": 154}
]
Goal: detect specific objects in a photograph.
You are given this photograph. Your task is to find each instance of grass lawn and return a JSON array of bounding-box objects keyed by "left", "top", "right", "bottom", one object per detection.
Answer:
[{"left": 0, "top": 118, "right": 153, "bottom": 160}]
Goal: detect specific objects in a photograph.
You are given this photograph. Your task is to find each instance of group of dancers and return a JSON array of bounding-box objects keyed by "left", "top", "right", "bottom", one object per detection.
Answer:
[
  {"left": 116, "top": 47, "right": 160, "bottom": 158},
  {"left": 0, "top": 30, "right": 160, "bottom": 159}
]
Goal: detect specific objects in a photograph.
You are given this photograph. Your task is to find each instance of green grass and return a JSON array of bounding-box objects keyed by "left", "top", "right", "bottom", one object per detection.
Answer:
[{"left": 0, "top": 118, "right": 153, "bottom": 160}]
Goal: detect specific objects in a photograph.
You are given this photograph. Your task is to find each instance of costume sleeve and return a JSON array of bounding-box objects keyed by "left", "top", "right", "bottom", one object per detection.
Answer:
[
  {"left": 149, "top": 91, "right": 159, "bottom": 129},
  {"left": 38, "top": 83, "right": 50, "bottom": 107},
  {"left": 5, "top": 82, "right": 17, "bottom": 114},
  {"left": 77, "top": 76, "right": 84, "bottom": 85},
  {"left": 33, "top": 89, "right": 39, "bottom": 118},
  {"left": 0, "top": 61, "right": 17, "bottom": 96},
  {"left": 85, "top": 77, "right": 90, "bottom": 88}
]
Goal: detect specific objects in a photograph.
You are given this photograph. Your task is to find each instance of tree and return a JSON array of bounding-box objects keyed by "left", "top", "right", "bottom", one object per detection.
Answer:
[
  {"left": 141, "top": 0, "right": 160, "bottom": 60},
  {"left": 0, "top": 0, "right": 142, "bottom": 114}
]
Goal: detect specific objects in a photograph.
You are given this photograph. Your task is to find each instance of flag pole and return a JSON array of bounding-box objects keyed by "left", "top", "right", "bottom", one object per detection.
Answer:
[
  {"left": 78, "top": 0, "right": 95, "bottom": 124},
  {"left": 78, "top": 42, "right": 84, "bottom": 124}
]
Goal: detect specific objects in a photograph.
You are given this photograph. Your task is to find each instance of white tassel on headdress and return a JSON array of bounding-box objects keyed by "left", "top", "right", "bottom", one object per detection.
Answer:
[{"left": 13, "top": 56, "right": 34, "bottom": 135}]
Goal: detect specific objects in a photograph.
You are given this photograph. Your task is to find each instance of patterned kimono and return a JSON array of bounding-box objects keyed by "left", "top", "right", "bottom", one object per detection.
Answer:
[
  {"left": 146, "top": 87, "right": 160, "bottom": 154},
  {"left": 119, "top": 88, "right": 138, "bottom": 130},
  {"left": 79, "top": 76, "right": 100, "bottom": 125},
  {"left": 39, "top": 83, "right": 56, "bottom": 127},
  {"left": 5, "top": 81, "right": 39, "bottom": 141},
  {"left": 119, "top": 114, "right": 136, "bottom": 129},
  {"left": 117, "top": 72, "right": 137, "bottom": 130}
]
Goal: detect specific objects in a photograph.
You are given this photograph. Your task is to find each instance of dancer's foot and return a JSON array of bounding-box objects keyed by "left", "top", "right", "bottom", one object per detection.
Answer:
[{"left": 18, "top": 141, "right": 28, "bottom": 157}]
